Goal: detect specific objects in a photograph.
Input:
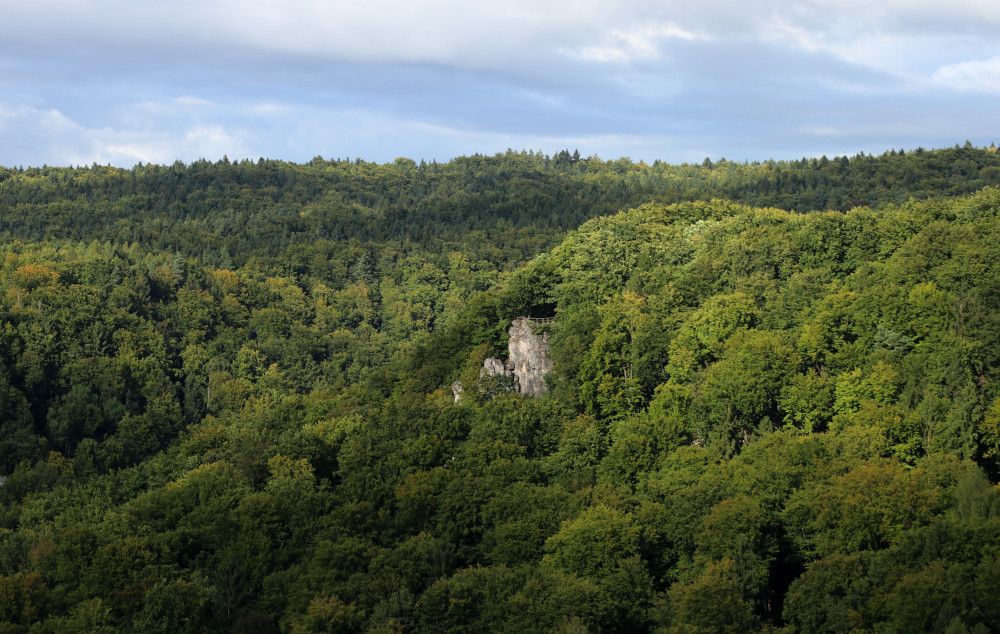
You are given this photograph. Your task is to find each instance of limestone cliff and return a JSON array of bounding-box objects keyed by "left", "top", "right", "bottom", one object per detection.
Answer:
[
  {"left": 473, "top": 317, "right": 554, "bottom": 398},
  {"left": 507, "top": 318, "right": 554, "bottom": 396}
]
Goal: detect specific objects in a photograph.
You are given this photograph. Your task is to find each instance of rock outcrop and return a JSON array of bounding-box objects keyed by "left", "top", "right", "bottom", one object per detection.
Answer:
[
  {"left": 476, "top": 318, "right": 553, "bottom": 397},
  {"left": 480, "top": 357, "right": 514, "bottom": 379},
  {"left": 508, "top": 318, "right": 553, "bottom": 396}
]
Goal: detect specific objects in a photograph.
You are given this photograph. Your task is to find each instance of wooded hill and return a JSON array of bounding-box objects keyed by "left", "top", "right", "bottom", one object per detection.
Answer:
[{"left": 1, "top": 147, "right": 999, "bottom": 632}]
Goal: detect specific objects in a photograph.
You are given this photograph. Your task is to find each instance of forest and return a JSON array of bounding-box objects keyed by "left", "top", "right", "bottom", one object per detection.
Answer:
[{"left": 1, "top": 145, "right": 1000, "bottom": 632}]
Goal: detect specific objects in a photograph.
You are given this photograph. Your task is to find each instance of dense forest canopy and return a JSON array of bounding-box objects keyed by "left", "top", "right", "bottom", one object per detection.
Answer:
[
  {"left": 1, "top": 147, "right": 1000, "bottom": 632},
  {"left": 3, "top": 144, "right": 1000, "bottom": 268}
]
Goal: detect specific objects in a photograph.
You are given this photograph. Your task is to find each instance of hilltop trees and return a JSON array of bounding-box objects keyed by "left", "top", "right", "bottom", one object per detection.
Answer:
[{"left": 2, "top": 153, "right": 1000, "bottom": 631}]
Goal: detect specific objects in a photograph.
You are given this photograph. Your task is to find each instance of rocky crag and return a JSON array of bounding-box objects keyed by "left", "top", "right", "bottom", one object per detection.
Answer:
[{"left": 478, "top": 317, "right": 554, "bottom": 397}]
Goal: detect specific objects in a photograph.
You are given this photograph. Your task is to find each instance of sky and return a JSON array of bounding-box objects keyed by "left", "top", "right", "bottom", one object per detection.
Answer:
[{"left": 2, "top": 0, "right": 1000, "bottom": 167}]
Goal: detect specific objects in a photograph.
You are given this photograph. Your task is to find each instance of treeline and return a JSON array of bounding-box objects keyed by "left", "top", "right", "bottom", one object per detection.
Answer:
[
  {"left": 2, "top": 145, "right": 1000, "bottom": 274},
  {"left": 2, "top": 183, "right": 1000, "bottom": 631},
  {"left": 0, "top": 145, "right": 993, "bottom": 397}
]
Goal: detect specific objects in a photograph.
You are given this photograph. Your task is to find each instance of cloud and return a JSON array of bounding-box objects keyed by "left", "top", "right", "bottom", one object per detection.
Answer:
[
  {"left": 932, "top": 56, "right": 1000, "bottom": 93},
  {"left": 4, "top": 1, "right": 1000, "bottom": 90},
  {"left": 753, "top": 14, "right": 973, "bottom": 82},
  {"left": 7, "top": 1, "right": 996, "bottom": 71},
  {"left": 0, "top": 96, "right": 688, "bottom": 167},
  {"left": 562, "top": 22, "right": 712, "bottom": 63},
  {"left": 3, "top": 2, "right": 1000, "bottom": 166},
  {"left": 0, "top": 101, "right": 249, "bottom": 166}
]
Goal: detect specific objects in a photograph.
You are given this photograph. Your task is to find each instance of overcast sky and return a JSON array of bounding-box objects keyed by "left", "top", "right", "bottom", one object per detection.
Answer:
[{"left": 2, "top": 0, "right": 1000, "bottom": 166}]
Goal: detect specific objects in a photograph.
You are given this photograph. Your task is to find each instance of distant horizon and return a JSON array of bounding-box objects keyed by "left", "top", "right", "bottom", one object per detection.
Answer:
[
  {"left": 2, "top": 141, "right": 997, "bottom": 172},
  {"left": 4, "top": 2, "right": 1000, "bottom": 168}
]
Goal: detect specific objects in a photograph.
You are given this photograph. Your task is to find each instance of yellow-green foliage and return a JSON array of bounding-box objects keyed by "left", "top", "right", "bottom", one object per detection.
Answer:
[{"left": 3, "top": 154, "right": 1000, "bottom": 632}]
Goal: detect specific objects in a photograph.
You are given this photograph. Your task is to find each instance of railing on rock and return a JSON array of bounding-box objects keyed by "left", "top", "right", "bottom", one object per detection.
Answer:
[{"left": 521, "top": 316, "right": 555, "bottom": 325}]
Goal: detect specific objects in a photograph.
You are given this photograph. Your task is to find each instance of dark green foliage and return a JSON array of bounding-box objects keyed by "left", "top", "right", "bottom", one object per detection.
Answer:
[{"left": 2, "top": 149, "right": 1000, "bottom": 632}]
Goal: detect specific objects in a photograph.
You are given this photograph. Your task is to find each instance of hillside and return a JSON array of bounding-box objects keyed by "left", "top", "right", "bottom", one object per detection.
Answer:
[
  {"left": 2, "top": 154, "right": 1000, "bottom": 631},
  {"left": 3, "top": 145, "right": 1000, "bottom": 270}
]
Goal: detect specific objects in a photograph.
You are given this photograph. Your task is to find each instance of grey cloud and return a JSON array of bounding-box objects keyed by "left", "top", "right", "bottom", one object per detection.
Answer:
[{"left": 2, "top": 1, "right": 999, "bottom": 166}]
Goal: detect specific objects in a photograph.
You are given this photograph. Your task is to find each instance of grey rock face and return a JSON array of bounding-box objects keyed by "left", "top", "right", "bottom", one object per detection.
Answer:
[
  {"left": 507, "top": 318, "right": 553, "bottom": 396},
  {"left": 451, "top": 381, "right": 464, "bottom": 403},
  {"left": 470, "top": 319, "right": 553, "bottom": 401},
  {"left": 480, "top": 356, "right": 513, "bottom": 379}
]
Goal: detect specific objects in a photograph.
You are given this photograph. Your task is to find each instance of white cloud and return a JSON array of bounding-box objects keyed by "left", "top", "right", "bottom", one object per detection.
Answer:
[
  {"left": 3, "top": 0, "right": 607, "bottom": 70},
  {"left": 0, "top": 101, "right": 249, "bottom": 166},
  {"left": 932, "top": 55, "right": 1000, "bottom": 93},
  {"left": 3, "top": 0, "right": 999, "bottom": 88},
  {"left": 754, "top": 14, "right": 974, "bottom": 82},
  {"left": 0, "top": 96, "right": 691, "bottom": 166},
  {"left": 3, "top": 1, "right": 1000, "bottom": 166},
  {"left": 563, "top": 22, "right": 711, "bottom": 63},
  {"left": 0, "top": 104, "right": 33, "bottom": 122}
]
